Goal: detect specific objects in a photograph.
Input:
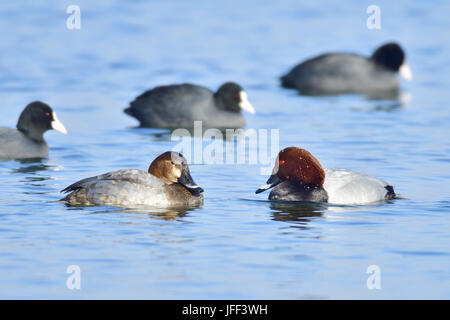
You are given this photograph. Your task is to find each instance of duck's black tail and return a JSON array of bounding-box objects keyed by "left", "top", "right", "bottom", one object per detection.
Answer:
[
  {"left": 124, "top": 106, "right": 134, "bottom": 116},
  {"left": 384, "top": 185, "right": 406, "bottom": 200},
  {"left": 280, "top": 74, "right": 294, "bottom": 88}
]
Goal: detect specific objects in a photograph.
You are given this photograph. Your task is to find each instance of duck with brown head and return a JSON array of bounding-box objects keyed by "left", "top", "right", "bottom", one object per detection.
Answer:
[
  {"left": 256, "top": 147, "right": 397, "bottom": 205},
  {"left": 61, "top": 151, "right": 203, "bottom": 208},
  {"left": 148, "top": 152, "right": 204, "bottom": 197},
  {"left": 256, "top": 147, "right": 329, "bottom": 202}
]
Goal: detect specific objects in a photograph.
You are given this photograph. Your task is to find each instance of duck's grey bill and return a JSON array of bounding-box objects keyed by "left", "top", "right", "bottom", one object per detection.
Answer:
[
  {"left": 255, "top": 174, "right": 281, "bottom": 194},
  {"left": 178, "top": 169, "right": 203, "bottom": 196}
]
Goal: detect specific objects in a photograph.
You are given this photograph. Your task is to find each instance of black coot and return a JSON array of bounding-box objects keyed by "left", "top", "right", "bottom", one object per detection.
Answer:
[
  {"left": 0, "top": 101, "right": 67, "bottom": 160},
  {"left": 124, "top": 82, "right": 255, "bottom": 128},
  {"left": 280, "top": 42, "right": 412, "bottom": 96}
]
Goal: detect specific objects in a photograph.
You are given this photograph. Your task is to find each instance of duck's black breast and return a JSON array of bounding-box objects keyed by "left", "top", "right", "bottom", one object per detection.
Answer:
[
  {"left": 268, "top": 181, "right": 328, "bottom": 203},
  {"left": 164, "top": 183, "right": 204, "bottom": 206}
]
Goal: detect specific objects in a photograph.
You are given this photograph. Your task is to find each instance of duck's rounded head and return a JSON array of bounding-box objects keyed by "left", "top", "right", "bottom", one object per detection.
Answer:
[
  {"left": 256, "top": 147, "right": 325, "bottom": 194},
  {"left": 371, "top": 42, "right": 412, "bottom": 81},
  {"left": 214, "top": 82, "right": 255, "bottom": 114},
  {"left": 148, "top": 151, "right": 203, "bottom": 196},
  {"left": 16, "top": 101, "right": 67, "bottom": 141}
]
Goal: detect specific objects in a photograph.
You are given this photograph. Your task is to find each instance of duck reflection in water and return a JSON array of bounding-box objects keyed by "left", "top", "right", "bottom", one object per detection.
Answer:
[
  {"left": 71, "top": 205, "right": 197, "bottom": 221},
  {"left": 270, "top": 201, "right": 326, "bottom": 224}
]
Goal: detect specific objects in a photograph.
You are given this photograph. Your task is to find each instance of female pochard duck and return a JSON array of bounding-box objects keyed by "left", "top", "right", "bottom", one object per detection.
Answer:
[
  {"left": 124, "top": 82, "right": 255, "bottom": 128},
  {"left": 0, "top": 101, "right": 67, "bottom": 160},
  {"left": 256, "top": 147, "right": 396, "bottom": 205},
  {"left": 280, "top": 42, "right": 412, "bottom": 96},
  {"left": 61, "top": 152, "right": 203, "bottom": 208}
]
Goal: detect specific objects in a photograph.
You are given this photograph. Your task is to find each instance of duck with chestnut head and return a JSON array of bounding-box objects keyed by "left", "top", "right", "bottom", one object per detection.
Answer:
[{"left": 256, "top": 147, "right": 397, "bottom": 205}]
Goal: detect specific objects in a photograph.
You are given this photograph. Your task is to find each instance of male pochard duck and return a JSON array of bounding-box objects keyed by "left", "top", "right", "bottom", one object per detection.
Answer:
[
  {"left": 61, "top": 152, "right": 203, "bottom": 208},
  {"left": 280, "top": 42, "right": 412, "bottom": 96},
  {"left": 0, "top": 101, "right": 67, "bottom": 160},
  {"left": 124, "top": 82, "right": 255, "bottom": 128},
  {"left": 256, "top": 147, "right": 396, "bottom": 205}
]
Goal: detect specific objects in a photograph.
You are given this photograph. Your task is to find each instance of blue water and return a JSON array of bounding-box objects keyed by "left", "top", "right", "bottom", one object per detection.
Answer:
[{"left": 0, "top": 0, "right": 449, "bottom": 299}]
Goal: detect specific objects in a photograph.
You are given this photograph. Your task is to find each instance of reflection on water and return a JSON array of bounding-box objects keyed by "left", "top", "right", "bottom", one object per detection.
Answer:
[
  {"left": 130, "top": 125, "right": 259, "bottom": 143},
  {"left": 11, "top": 163, "right": 52, "bottom": 174},
  {"left": 128, "top": 127, "right": 173, "bottom": 141},
  {"left": 298, "top": 89, "right": 411, "bottom": 112},
  {"left": 2, "top": 159, "right": 63, "bottom": 195},
  {"left": 364, "top": 88, "right": 401, "bottom": 101},
  {"left": 270, "top": 201, "right": 325, "bottom": 224},
  {"left": 10, "top": 159, "right": 59, "bottom": 179},
  {"left": 295, "top": 87, "right": 401, "bottom": 101},
  {"left": 65, "top": 203, "right": 197, "bottom": 221}
]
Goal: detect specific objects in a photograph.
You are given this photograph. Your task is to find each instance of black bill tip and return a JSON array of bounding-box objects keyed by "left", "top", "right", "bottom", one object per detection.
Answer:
[{"left": 255, "top": 174, "right": 281, "bottom": 194}]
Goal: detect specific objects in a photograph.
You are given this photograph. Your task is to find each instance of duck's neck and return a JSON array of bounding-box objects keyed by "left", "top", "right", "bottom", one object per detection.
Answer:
[{"left": 18, "top": 128, "right": 46, "bottom": 142}]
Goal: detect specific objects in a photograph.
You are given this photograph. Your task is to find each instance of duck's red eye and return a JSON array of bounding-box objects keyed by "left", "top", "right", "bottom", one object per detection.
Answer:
[
  {"left": 279, "top": 160, "right": 285, "bottom": 165},
  {"left": 45, "top": 112, "right": 51, "bottom": 118}
]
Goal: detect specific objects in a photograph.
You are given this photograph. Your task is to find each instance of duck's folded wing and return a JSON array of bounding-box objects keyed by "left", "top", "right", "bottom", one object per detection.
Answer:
[
  {"left": 323, "top": 168, "right": 390, "bottom": 204},
  {"left": 61, "top": 169, "right": 164, "bottom": 193}
]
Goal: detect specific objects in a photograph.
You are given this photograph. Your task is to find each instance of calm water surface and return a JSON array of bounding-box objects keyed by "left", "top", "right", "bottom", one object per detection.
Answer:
[{"left": 0, "top": 0, "right": 449, "bottom": 299}]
